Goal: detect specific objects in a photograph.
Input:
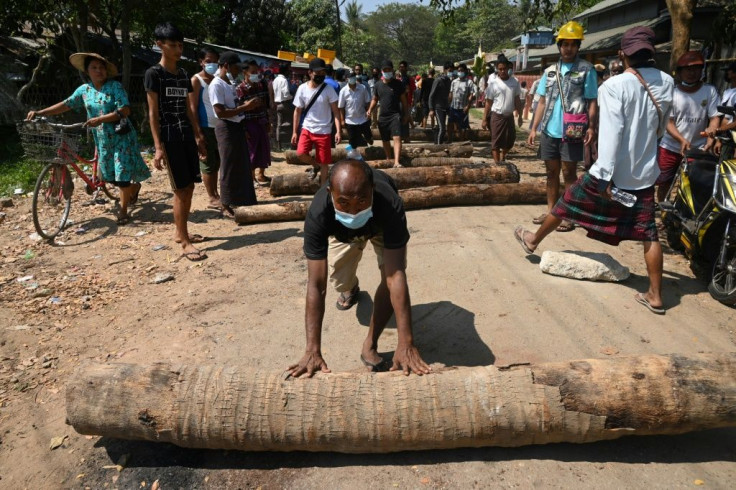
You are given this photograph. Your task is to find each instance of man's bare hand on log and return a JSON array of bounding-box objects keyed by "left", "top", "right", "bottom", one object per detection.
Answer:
[
  {"left": 391, "top": 343, "right": 431, "bottom": 376},
  {"left": 288, "top": 351, "right": 331, "bottom": 378}
]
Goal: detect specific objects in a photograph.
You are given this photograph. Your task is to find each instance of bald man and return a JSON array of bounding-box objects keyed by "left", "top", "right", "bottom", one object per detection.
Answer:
[{"left": 288, "top": 159, "right": 430, "bottom": 377}]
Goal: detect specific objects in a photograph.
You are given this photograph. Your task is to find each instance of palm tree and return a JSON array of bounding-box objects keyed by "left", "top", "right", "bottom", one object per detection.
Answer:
[{"left": 344, "top": 0, "right": 364, "bottom": 33}]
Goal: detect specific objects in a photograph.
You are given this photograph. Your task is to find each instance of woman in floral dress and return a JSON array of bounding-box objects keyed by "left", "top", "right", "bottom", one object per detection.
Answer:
[{"left": 26, "top": 53, "right": 150, "bottom": 224}]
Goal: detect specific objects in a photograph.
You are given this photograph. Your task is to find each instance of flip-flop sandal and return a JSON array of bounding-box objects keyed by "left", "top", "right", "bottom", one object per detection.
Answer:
[
  {"left": 175, "top": 234, "right": 206, "bottom": 244},
  {"left": 556, "top": 221, "right": 575, "bottom": 232},
  {"left": 336, "top": 286, "right": 360, "bottom": 311},
  {"left": 221, "top": 206, "right": 236, "bottom": 219},
  {"left": 360, "top": 354, "right": 390, "bottom": 373},
  {"left": 532, "top": 213, "right": 547, "bottom": 225},
  {"left": 207, "top": 203, "right": 222, "bottom": 210},
  {"left": 514, "top": 226, "right": 535, "bottom": 255},
  {"left": 180, "top": 251, "right": 208, "bottom": 262},
  {"left": 634, "top": 293, "right": 665, "bottom": 315}
]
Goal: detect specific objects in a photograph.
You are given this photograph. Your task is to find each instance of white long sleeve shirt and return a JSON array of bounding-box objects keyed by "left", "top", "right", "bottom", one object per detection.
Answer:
[
  {"left": 589, "top": 67, "right": 674, "bottom": 190},
  {"left": 272, "top": 74, "right": 292, "bottom": 103}
]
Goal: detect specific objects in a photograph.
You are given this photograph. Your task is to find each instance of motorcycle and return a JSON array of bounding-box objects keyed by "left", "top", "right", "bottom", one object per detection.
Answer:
[{"left": 660, "top": 105, "right": 736, "bottom": 306}]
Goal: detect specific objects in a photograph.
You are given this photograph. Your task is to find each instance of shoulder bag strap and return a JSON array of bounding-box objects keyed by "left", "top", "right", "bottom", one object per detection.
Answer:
[
  {"left": 625, "top": 67, "right": 663, "bottom": 133},
  {"left": 302, "top": 83, "right": 327, "bottom": 120},
  {"left": 555, "top": 62, "right": 568, "bottom": 113}
]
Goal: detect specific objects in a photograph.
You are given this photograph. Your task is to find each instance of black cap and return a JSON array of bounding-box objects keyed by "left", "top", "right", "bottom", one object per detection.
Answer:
[
  {"left": 382, "top": 60, "right": 394, "bottom": 70},
  {"left": 721, "top": 62, "right": 736, "bottom": 73},
  {"left": 218, "top": 51, "right": 242, "bottom": 66},
  {"left": 309, "top": 58, "right": 326, "bottom": 71}
]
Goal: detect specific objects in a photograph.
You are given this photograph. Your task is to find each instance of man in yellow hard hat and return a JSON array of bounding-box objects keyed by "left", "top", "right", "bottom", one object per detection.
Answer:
[{"left": 527, "top": 20, "right": 598, "bottom": 232}]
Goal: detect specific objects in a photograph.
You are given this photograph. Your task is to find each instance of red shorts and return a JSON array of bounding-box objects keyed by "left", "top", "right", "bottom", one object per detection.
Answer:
[
  {"left": 656, "top": 146, "right": 682, "bottom": 185},
  {"left": 297, "top": 129, "right": 332, "bottom": 165}
]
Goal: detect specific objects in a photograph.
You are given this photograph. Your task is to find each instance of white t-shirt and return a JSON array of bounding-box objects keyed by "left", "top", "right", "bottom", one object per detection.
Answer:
[
  {"left": 590, "top": 68, "right": 675, "bottom": 190},
  {"left": 272, "top": 74, "right": 292, "bottom": 103},
  {"left": 719, "top": 86, "right": 736, "bottom": 123},
  {"left": 294, "top": 82, "right": 338, "bottom": 134},
  {"left": 208, "top": 75, "right": 243, "bottom": 123},
  {"left": 194, "top": 74, "right": 218, "bottom": 127},
  {"left": 338, "top": 83, "right": 371, "bottom": 125},
  {"left": 485, "top": 76, "right": 521, "bottom": 116},
  {"left": 660, "top": 84, "right": 719, "bottom": 153}
]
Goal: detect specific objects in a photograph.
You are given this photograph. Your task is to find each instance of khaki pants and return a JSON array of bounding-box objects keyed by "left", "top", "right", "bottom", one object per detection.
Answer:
[{"left": 329, "top": 234, "right": 385, "bottom": 293}]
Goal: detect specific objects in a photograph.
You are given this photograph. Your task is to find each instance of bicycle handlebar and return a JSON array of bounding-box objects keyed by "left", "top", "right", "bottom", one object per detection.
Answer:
[{"left": 23, "top": 117, "right": 86, "bottom": 130}]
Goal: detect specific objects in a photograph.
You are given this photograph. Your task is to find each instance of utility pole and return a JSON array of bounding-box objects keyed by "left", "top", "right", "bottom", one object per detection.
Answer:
[{"left": 335, "top": 0, "right": 343, "bottom": 58}]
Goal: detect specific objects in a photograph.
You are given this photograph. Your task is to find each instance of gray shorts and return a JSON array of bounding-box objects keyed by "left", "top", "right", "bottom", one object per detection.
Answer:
[{"left": 538, "top": 131, "right": 584, "bottom": 163}]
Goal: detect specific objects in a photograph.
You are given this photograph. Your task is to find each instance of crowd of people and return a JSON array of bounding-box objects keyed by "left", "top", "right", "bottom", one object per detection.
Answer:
[{"left": 24, "top": 20, "right": 736, "bottom": 374}]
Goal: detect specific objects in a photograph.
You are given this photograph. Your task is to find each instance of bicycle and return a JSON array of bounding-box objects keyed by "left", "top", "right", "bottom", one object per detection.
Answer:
[{"left": 17, "top": 118, "right": 119, "bottom": 240}]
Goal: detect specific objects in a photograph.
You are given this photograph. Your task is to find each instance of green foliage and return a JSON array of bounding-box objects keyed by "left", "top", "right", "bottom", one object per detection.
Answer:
[
  {"left": 287, "top": 0, "right": 340, "bottom": 54},
  {"left": 0, "top": 127, "right": 43, "bottom": 197},
  {"left": 364, "top": 3, "right": 439, "bottom": 67}
]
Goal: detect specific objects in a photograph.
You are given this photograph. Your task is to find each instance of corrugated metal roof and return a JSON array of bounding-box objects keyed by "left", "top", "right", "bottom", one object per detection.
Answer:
[
  {"left": 534, "top": 17, "right": 665, "bottom": 58},
  {"left": 573, "top": 0, "right": 635, "bottom": 20}
]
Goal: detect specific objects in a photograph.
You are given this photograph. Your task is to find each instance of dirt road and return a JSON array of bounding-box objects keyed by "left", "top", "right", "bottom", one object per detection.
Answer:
[{"left": 1, "top": 127, "right": 735, "bottom": 488}]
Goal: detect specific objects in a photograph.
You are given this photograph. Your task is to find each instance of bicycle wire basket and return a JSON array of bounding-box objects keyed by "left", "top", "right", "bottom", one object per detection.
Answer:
[{"left": 16, "top": 121, "right": 94, "bottom": 162}]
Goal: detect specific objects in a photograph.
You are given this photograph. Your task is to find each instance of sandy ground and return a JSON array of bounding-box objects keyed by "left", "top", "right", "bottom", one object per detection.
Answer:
[{"left": 1, "top": 116, "right": 735, "bottom": 489}]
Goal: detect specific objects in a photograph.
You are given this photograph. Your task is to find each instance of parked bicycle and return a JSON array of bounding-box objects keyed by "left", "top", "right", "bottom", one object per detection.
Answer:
[{"left": 17, "top": 118, "right": 119, "bottom": 240}]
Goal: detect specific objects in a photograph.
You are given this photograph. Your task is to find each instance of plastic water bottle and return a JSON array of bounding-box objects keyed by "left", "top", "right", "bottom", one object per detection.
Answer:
[
  {"left": 345, "top": 144, "right": 363, "bottom": 161},
  {"left": 611, "top": 187, "right": 637, "bottom": 207}
]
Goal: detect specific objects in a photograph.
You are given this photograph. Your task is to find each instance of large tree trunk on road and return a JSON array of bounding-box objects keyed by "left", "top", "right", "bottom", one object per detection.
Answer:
[
  {"left": 400, "top": 181, "right": 541, "bottom": 210},
  {"left": 65, "top": 353, "right": 736, "bottom": 453},
  {"left": 284, "top": 142, "right": 473, "bottom": 165},
  {"left": 270, "top": 164, "right": 519, "bottom": 197},
  {"left": 236, "top": 181, "right": 545, "bottom": 223},
  {"left": 340, "top": 128, "right": 491, "bottom": 142}
]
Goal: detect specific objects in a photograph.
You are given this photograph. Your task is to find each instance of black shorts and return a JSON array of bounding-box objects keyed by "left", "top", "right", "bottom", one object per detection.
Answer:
[
  {"left": 538, "top": 131, "right": 584, "bottom": 163},
  {"left": 378, "top": 115, "right": 402, "bottom": 142},
  {"left": 163, "top": 139, "right": 201, "bottom": 191},
  {"left": 346, "top": 122, "right": 373, "bottom": 148}
]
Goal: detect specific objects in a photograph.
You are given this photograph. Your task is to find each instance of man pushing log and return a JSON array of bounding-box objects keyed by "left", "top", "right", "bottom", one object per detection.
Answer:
[{"left": 287, "top": 159, "right": 431, "bottom": 377}]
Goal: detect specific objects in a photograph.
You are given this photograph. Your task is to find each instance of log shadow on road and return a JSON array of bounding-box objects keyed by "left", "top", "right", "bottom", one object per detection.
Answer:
[
  {"left": 92, "top": 426, "right": 736, "bottom": 480},
  {"left": 355, "top": 298, "right": 494, "bottom": 367},
  {"left": 198, "top": 227, "right": 303, "bottom": 252}
]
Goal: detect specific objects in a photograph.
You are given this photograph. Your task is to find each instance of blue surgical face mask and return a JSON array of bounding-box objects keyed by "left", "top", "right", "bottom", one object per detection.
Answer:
[
  {"left": 348, "top": 77, "right": 357, "bottom": 85},
  {"left": 383, "top": 71, "right": 394, "bottom": 80},
  {"left": 458, "top": 71, "right": 466, "bottom": 78},
  {"left": 332, "top": 196, "right": 373, "bottom": 229},
  {"left": 204, "top": 63, "right": 218, "bottom": 75},
  {"left": 249, "top": 73, "right": 261, "bottom": 83}
]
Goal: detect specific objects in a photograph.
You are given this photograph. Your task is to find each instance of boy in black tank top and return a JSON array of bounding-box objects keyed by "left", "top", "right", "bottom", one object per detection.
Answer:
[{"left": 145, "top": 22, "right": 208, "bottom": 261}]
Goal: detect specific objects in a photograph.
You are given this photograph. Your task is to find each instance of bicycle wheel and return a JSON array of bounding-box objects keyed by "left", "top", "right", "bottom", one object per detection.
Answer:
[
  {"left": 101, "top": 182, "right": 120, "bottom": 201},
  {"left": 32, "top": 163, "right": 73, "bottom": 240}
]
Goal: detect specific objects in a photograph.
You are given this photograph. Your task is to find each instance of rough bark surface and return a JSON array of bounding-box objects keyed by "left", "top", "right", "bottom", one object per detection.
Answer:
[
  {"left": 238, "top": 181, "right": 545, "bottom": 223},
  {"left": 284, "top": 142, "right": 473, "bottom": 165},
  {"left": 351, "top": 128, "right": 491, "bottom": 142},
  {"left": 666, "top": 0, "right": 696, "bottom": 72},
  {"left": 270, "top": 164, "right": 519, "bottom": 197},
  {"left": 65, "top": 353, "right": 736, "bottom": 453}
]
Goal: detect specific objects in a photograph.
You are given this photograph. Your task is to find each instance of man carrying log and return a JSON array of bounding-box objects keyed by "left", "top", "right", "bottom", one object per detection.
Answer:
[{"left": 288, "top": 159, "right": 431, "bottom": 377}]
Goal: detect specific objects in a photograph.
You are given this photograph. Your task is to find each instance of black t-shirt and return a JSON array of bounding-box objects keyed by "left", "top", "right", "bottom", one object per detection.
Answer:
[
  {"left": 144, "top": 64, "right": 194, "bottom": 141},
  {"left": 421, "top": 78, "right": 434, "bottom": 103},
  {"left": 373, "top": 79, "right": 405, "bottom": 121},
  {"left": 303, "top": 170, "right": 410, "bottom": 260}
]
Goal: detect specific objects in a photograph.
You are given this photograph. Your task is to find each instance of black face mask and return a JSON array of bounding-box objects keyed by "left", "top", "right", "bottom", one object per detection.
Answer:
[
  {"left": 313, "top": 75, "right": 325, "bottom": 84},
  {"left": 372, "top": 73, "right": 380, "bottom": 79}
]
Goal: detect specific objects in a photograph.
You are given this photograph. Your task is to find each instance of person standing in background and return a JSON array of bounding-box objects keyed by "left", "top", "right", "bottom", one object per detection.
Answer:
[{"left": 189, "top": 47, "right": 221, "bottom": 210}]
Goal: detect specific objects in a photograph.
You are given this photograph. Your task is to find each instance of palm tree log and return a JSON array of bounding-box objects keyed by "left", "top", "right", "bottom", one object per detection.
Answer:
[
  {"left": 270, "top": 163, "right": 519, "bottom": 197},
  {"left": 65, "top": 353, "right": 736, "bottom": 453},
  {"left": 235, "top": 181, "right": 545, "bottom": 224},
  {"left": 284, "top": 142, "right": 473, "bottom": 165}
]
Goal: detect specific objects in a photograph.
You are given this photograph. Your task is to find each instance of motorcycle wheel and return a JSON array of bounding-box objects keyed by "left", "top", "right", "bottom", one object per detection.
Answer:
[{"left": 708, "top": 237, "right": 736, "bottom": 306}]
